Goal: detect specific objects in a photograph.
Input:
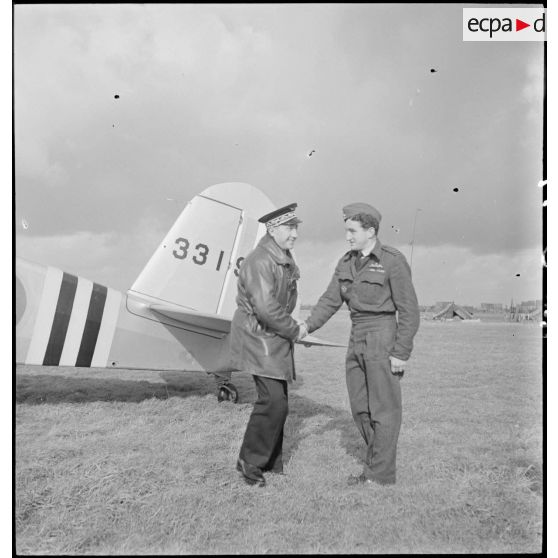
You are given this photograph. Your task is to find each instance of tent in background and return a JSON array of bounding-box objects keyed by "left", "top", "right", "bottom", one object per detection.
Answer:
[{"left": 433, "top": 302, "right": 475, "bottom": 321}]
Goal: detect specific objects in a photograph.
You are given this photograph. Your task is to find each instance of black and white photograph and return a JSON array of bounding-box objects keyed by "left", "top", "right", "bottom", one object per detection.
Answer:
[{"left": 14, "top": 3, "right": 546, "bottom": 554}]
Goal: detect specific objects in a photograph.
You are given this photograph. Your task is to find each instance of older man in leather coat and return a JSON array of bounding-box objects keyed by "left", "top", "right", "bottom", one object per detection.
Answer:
[{"left": 230, "top": 203, "right": 307, "bottom": 487}]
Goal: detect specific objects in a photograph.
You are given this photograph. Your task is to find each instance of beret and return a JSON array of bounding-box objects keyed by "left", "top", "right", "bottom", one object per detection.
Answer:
[
  {"left": 342, "top": 202, "right": 382, "bottom": 223},
  {"left": 258, "top": 203, "right": 302, "bottom": 228}
]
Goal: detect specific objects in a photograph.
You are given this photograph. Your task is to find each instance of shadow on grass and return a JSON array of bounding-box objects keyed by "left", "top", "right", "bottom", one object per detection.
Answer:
[
  {"left": 16, "top": 369, "right": 364, "bottom": 465},
  {"left": 15, "top": 370, "right": 256, "bottom": 405},
  {"left": 285, "top": 392, "right": 363, "bottom": 465}
]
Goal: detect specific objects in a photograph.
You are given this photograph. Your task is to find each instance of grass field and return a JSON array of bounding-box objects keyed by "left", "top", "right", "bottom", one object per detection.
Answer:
[{"left": 15, "top": 312, "right": 543, "bottom": 554}]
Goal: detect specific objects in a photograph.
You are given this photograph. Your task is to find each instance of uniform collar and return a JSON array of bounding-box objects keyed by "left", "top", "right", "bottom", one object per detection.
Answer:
[
  {"left": 370, "top": 239, "right": 383, "bottom": 261},
  {"left": 352, "top": 239, "right": 383, "bottom": 261}
]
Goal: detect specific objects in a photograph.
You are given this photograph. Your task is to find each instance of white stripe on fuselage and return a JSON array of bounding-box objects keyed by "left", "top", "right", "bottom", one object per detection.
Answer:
[
  {"left": 58, "top": 277, "right": 93, "bottom": 366},
  {"left": 91, "top": 288, "right": 122, "bottom": 367},
  {"left": 25, "top": 267, "right": 63, "bottom": 365}
]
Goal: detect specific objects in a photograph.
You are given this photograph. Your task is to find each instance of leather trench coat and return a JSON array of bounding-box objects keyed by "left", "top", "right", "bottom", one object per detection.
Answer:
[{"left": 229, "top": 233, "right": 300, "bottom": 381}]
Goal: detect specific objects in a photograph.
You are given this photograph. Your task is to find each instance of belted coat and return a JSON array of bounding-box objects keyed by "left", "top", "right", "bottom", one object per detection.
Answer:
[{"left": 229, "top": 233, "right": 300, "bottom": 381}]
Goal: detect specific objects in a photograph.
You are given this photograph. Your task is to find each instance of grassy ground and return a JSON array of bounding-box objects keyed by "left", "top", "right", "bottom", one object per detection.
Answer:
[{"left": 15, "top": 313, "right": 543, "bottom": 554}]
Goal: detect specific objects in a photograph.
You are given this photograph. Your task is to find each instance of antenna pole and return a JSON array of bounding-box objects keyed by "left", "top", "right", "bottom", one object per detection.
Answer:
[{"left": 410, "top": 208, "right": 421, "bottom": 270}]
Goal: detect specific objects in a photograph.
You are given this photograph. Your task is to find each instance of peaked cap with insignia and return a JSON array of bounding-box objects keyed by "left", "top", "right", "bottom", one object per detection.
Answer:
[{"left": 258, "top": 203, "right": 302, "bottom": 228}]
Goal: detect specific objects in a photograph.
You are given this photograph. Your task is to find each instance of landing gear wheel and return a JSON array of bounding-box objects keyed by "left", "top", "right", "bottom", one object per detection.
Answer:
[{"left": 217, "top": 383, "right": 239, "bottom": 403}]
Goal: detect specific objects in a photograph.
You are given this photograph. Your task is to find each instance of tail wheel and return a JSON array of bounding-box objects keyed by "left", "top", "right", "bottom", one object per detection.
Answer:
[{"left": 217, "top": 383, "right": 239, "bottom": 404}]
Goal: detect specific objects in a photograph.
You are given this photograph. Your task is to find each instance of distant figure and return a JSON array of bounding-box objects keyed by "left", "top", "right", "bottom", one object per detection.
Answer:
[
  {"left": 303, "top": 203, "right": 419, "bottom": 485},
  {"left": 230, "top": 203, "right": 307, "bottom": 487}
]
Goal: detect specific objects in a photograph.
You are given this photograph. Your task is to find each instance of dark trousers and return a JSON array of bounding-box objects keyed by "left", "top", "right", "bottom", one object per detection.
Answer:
[
  {"left": 239, "top": 375, "right": 288, "bottom": 472},
  {"left": 346, "top": 318, "right": 402, "bottom": 484}
]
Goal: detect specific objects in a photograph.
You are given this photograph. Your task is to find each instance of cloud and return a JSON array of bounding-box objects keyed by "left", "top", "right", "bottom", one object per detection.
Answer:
[
  {"left": 295, "top": 238, "right": 542, "bottom": 308},
  {"left": 521, "top": 48, "right": 545, "bottom": 123},
  {"left": 16, "top": 215, "right": 167, "bottom": 292},
  {"left": 411, "top": 244, "right": 542, "bottom": 306},
  {"left": 14, "top": 5, "right": 310, "bottom": 236},
  {"left": 15, "top": 227, "right": 542, "bottom": 313},
  {"left": 14, "top": 4, "right": 544, "bottom": 301}
]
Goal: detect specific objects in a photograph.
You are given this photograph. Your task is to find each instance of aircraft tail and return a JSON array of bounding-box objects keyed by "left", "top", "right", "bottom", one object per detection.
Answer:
[{"left": 130, "top": 183, "right": 275, "bottom": 318}]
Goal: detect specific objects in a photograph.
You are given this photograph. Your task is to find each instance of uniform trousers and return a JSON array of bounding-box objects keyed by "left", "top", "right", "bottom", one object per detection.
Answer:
[
  {"left": 346, "top": 316, "right": 402, "bottom": 485},
  {"left": 239, "top": 375, "right": 288, "bottom": 472}
]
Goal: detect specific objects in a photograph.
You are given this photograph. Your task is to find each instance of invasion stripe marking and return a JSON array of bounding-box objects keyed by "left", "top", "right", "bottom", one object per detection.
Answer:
[
  {"left": 43, "top": 273, "right": 79, "bottom": 366},
  {"left": 59, "top": 278, "right": 94, "bottom": 366},
  {"left": 25, "top": 267, "right": 63, "bottom": 364},
  {"left": 91, "top": 288, "right": 122, "bottom": 367},
  {"left": 75, "top": 283, "right": 107, "bottom": 367}
]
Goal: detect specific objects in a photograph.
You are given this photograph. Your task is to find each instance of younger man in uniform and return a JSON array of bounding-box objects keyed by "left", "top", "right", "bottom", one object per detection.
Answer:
[{"left": 303, "top": 203, "right": 419, "bottom": 485}]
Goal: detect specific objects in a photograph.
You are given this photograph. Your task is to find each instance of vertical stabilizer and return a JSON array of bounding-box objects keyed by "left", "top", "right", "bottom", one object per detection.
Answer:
[{"left": 130, "top": 183, "right": 275, "bottom": 317}]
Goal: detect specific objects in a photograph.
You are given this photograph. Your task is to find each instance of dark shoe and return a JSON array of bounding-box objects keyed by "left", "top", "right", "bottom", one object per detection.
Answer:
[
  {"left": 347, "top": 473, "right": 372, "bottom": 486},
  {"left": 217, "top": 383, "right": 239, "bottom": 403},
  {"left": 263, "top": 463, "right": 284, "bottom": 475},
  {"left": 347, "top": 473, "right": 395, "bottom": 486},
  {"left": 236, "top": 458, "right": 266, "bottom": 487}
]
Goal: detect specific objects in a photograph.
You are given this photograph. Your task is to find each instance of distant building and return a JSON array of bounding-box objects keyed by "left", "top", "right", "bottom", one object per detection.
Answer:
[
  {"left": 507, "top": 299, "right": 543, "bottom": 322},
  {"left": 518, "top": 300, "right": 541, "bottom": 313},
  {"left": 480, "top": 303, "right": 504, "bottom": 313}
]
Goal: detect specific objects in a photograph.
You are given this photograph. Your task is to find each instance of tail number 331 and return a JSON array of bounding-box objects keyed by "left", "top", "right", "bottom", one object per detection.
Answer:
[{"left": 172, "top": 237, "right": 244, "bottom": 275}]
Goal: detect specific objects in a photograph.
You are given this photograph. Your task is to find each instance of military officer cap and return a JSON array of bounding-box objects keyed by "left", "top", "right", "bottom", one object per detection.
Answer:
[
  {"left": 259, "top": 203, "right": 302, "bottom": 228},
  {"left": 342, "top": 202, "right": 382, "bottom": 223}
]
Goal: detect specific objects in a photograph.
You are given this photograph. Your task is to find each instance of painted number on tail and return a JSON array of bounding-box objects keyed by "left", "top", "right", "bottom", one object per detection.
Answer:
[
  {"left": 172, "top": 238, "right": 190, "bottom": 259},
  {"left": 172, "top": 237, "right": 244, "bottom": 274},
  {"left": 172, "top": 238, "right": 209, "bottom": 265}
]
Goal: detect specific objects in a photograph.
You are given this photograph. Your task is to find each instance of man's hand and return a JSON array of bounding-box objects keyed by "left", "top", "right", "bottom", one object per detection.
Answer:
[
  {"left": 389, "top": 356, "right": 407, "bottom": 374},
  {"left": 296, "top": 321, "right": 308, "bottom": 341}
]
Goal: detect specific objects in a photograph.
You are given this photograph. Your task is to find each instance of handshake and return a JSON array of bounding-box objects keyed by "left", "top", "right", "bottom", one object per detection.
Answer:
[{"left": 296, "top": 320, "right": 309, "bottom": 341}]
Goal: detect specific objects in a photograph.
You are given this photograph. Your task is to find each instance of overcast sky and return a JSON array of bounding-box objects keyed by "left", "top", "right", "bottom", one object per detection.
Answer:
[{"left": 14, "top": 3, "right": 544, "bottom": 307}]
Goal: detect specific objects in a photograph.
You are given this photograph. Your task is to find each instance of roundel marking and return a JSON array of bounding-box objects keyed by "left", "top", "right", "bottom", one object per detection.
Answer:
[{"left": 16, "top": 275, "right": 27, "bottom": 325}]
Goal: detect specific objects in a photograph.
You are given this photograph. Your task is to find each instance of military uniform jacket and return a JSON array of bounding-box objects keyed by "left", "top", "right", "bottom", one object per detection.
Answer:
[
  {"left": 306, "top": 240, "right": 420, "bottom": 361},
  {"left": 229, "top": 233, "right": 300, "bottom": 381}
]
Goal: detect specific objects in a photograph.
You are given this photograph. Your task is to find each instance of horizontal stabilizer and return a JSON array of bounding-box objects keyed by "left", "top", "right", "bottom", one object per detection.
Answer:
[
  {"left": 295, "top": 335, "right": 346, "bottom": 348},
  {"left": 150, "top": 303, "right": 344, "bottom": 347},
  {"left": 150, "top": 303, "right": 231, "bottom": 335}
]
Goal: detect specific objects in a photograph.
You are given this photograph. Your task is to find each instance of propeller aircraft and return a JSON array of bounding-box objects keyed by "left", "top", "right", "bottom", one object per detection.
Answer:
[{"left": 15, "top": 182, "right": 344, "bottom": 402}]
